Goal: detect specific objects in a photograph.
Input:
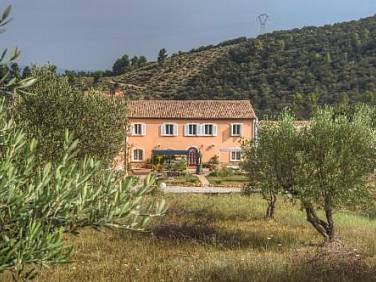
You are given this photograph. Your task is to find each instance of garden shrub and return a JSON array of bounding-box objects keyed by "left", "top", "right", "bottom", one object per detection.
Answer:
[
  {"left": 209, "top": 167, "right": 235, "bottom": 177},
  {"left": 163, "top": 158, "right": 188, "bottom": 176},
  {"left": 204, "top": 155, "right": 220, "bottom": 171}
]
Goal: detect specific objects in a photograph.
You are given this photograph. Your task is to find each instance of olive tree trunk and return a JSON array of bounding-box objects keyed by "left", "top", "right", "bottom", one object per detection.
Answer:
[
  {"left": 265, "top": 192, "right": 277, "bottom": 219},
  {"left": 304, "top": 200, "right": 335, "bottom": 241}
]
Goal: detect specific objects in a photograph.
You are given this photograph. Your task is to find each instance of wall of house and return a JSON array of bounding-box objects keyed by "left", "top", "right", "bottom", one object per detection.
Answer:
[{"left": 127, "top": 118, "right": 255, "bottom": 168}]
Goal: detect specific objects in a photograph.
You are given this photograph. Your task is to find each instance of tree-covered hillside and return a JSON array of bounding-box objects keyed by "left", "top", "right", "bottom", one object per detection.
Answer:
[{"left": 89, "top": 15, "right": 376, "bottom": 118}]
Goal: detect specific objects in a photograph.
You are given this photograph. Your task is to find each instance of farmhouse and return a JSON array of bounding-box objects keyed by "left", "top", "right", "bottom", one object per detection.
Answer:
[{"left": 127, "top": 100, "right": 257, "bottom": 170}]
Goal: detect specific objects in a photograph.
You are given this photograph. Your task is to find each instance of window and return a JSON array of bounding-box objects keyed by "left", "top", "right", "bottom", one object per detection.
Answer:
[
  {"left": 165, "top": 124, "right": 174, "bottom": 135},
  {"left": 133, "top": 149, "right": 144, "bottom": 161},
  {"left": 202, "top": 124, "right": 217, "bottom": 136},
  {"left": 161, "top": 123, "right": 178, "bottom": 136},
  {"left": 231, "top": 123, "right": 243, "bottom": 136},
  {"left": 132, "top": 123, "right": 145, "bottom": 136},
  {"left": 230, "top": 151, "right": 241, "bottom": 161},
  {"left": 205, "top": 124, "right": 213, "bottom": 135},
  {"left": 189, "top": 124, "right": 197, "bottom": 135},
  {"left": 185, "top": 124, "right": 198, "bottom": 136}
]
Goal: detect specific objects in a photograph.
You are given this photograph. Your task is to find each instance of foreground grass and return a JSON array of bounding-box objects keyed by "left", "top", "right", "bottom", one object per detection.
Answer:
[{"left": 7, "top": 194, "right": 376, "bottom": 281}]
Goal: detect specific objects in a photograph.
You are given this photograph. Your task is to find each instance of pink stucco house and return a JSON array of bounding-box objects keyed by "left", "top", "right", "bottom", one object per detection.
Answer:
[{"left": 127, "top": 100, "right": 257, "bottom": 169}]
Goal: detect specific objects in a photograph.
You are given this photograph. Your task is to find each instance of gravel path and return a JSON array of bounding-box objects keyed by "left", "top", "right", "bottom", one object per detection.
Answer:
[{"left": 161, "top": 186, "right": 242, "bottom": 193}]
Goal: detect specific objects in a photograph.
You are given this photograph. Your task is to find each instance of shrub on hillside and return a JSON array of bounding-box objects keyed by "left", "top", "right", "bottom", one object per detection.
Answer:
[{"left": 12, "top": 66, "right": 127, "bottom": 165}]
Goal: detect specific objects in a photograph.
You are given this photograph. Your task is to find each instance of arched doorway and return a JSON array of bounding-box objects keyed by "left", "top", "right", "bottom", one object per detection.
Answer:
[{"left": 187, "top": 147, "right": 199, "bottom": 167}]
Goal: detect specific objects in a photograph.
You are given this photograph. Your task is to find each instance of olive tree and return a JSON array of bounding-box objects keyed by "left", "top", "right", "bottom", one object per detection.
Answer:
[
  {"left": 0, "top": 99, "right": 166, "bottom": 280},
  {"left": 297, "top": 106, "right": 375, "bottom": 241},
  {"left": 0, "top": 6, "right": 36, "bottom": 98},
  {"left": 241, "top": 111, "right": 300, "bottom": 219},
  {"left": 13, "top": 66, "right": 127, "bottom": 165},
  {"left": 242, "top": 106, "right": 375, "bottom": 241},
  {"left": 0, "top": 6, "right": 165, "bottom": 280}
]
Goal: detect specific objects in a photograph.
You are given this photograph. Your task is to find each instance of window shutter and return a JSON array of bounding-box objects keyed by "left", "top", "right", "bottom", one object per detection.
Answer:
[
  {"left": 173, "top": 124, "right": 178, "bottom": 136},
  {"left": 240, "top": 124, "right": 243, "bottom": 136},
  {"left": 141, "top": 124, "right": 146, "bottom": 136},
  {"left": 197, "top": 124, "right": 203, "bottom": 136},
  {"left": 131, "top": 124, "right": 135, "bottom": 136},
  {"left": 184, "top": 124, "right": 189, "bottom": 136},
  {"left": 212, "top": 124, "right": 217, "bottom": 136},
  {"left": 160, "top": 124, "right": 165, "bottom": 136},
  {"left": 230, "top": 124, "right": 234, "bottom": 136}
]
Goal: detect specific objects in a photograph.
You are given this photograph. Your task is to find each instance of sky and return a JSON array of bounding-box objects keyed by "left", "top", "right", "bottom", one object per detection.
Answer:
[{"left": 1, "top": 0, "right": 376, "bottom": 71}]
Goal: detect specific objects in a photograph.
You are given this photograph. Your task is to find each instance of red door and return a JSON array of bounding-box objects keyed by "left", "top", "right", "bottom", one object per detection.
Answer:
[{"left": 187, "top": 148, "right": 198, "bottom": 167}]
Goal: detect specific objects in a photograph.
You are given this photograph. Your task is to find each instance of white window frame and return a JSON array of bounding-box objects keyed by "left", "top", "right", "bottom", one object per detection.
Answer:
[
  {"left": 185, "top": 123, "right": 199, "bottom": 136},
  {"left": 131, "top": 123, "right": 146, "bottom": 136},
  {"left": 201, "top": 123, "right": 217, "bottom": 137},
  {"left": 230, "top": 150, "right": 241, "bottom": 162},
  {"left": 132, "top": 148, "right": 144, "bottom": 162},
  {"left": 161, "top": 123, "right": 178, "bottom": 136},
  {"left": 231, "top": 123, "right": 243, "bottom": 137}
]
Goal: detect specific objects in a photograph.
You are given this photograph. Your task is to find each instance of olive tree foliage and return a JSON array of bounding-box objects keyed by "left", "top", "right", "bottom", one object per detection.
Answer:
[
  {"left": 242, "top": 106, "right": 376, "bottom": 241},
  {"left": 0, "top": 99, "right": 166, "bottom": 280},
  {"left": 0, "top": 6, "right": 166, "bottom": 280},
  {"left": 12, "top": 66, "right": 127, "bottom": 165},
  {"left": 297, "top": 106, "right": 375, "bottom": 241},
  {"left": 241, "top": 111, "right": 300, "bottom": 219},
  {"left": 0, "top": 6, "right": 36, "bottom": 98}
]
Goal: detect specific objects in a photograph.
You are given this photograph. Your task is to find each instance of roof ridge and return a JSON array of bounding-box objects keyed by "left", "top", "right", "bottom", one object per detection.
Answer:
[{"left": 128, "top": 100, "right": 256, "bottom": 119}]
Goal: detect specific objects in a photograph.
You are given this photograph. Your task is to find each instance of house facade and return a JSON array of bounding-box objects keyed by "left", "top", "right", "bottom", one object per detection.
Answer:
[{"left": 127, "top": 100, "right": 257, "bottom": 169}]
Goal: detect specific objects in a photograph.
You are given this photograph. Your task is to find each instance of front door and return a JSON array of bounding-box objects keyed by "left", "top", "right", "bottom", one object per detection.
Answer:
[{"left": 187, "top": 147, "right": 198, "bottom": 167}]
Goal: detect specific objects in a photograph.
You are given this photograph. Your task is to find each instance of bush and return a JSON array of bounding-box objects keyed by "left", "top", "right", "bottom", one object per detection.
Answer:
[
  {"left": 163, "top": 158, "right": 187, "bottom": 176},
  {"left": 209, "top": 167, "right": 235, "bottom": 177},
  {"left": 12, "top": 66, "right": 127, "bottom": 165},
  {"left": 204, "top": 155, "right": 220, "bottom": 171}
]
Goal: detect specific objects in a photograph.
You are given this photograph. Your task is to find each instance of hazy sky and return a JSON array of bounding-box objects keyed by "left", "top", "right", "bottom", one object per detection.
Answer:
[{"left": 1, "top": 0, "right": 376, "bottom": 70}]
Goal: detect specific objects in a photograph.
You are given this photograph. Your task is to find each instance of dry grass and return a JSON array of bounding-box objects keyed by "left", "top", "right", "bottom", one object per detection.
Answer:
[{"left": 2, "top": 194, "right": 376, "bottom": 282}]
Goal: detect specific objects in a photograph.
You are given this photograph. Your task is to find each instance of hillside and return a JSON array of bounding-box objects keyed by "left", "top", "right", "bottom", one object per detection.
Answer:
[
  {"left": 92, "top": 16, "right": 376, "bottom": 118},
  {"left": 93, "top": 40, "right": 239, "bottom": 98}
]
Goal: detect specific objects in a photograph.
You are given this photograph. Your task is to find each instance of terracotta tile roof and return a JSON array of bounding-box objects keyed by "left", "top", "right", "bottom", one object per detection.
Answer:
[{"left": 128, "top": 100, "right": 256, "bottom": 119}]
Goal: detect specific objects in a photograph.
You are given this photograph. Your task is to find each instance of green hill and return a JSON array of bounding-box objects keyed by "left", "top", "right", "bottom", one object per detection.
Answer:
[
  {"left": 94, "top": 40, "right": 238, "bottom": 98},
  {"left": 92, "top": 16, "right": 376, "bottom": 118}
]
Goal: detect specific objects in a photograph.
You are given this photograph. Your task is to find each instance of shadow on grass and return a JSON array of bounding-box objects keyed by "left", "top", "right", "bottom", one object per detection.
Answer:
[
  {"left": 167, "top": 204, "right": 265, "bottom": 225},
  {"left": 152, "top": 220, "right": 304, "bottom": 251}
]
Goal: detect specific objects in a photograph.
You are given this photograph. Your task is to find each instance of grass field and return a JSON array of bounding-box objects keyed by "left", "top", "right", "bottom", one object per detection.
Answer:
[{"left": 10, "top": 194, "right": 376, "bottom": 282}]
